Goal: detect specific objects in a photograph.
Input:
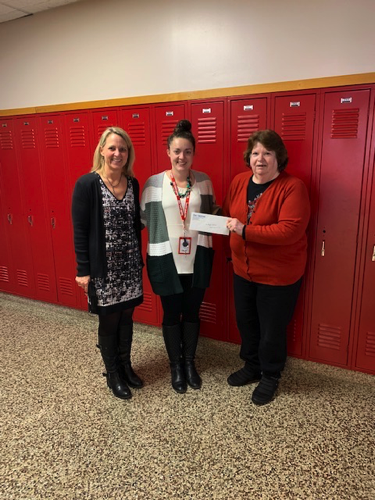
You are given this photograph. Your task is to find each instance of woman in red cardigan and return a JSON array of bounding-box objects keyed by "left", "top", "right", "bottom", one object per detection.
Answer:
[{"left": 223, "top": 130, "right": 310, "bottom": 405}]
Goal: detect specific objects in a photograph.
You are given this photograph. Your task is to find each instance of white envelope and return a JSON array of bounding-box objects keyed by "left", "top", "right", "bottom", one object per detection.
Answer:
[{"left": 189, "top": 212, "right": 230, "bottom": 235}]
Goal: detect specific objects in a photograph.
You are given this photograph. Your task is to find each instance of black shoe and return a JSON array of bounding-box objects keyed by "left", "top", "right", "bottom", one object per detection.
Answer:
[
  {"left": 171, "top": 363, "right": 187, "bottom": 394},
  {"left": 227, "top": 367, "right": 261, "bottom": 386},
  {"left": 185, "top": 361, "right": 202, "bottom": 389},
  {"left": 251, "top": 376, "right": 279, "bottom": 405},
  {"left": 105, "top": 371, "right": 132, "bottom": 400},
  {"left": 119, "top": 363, "right": 144, "bottom": 389}
]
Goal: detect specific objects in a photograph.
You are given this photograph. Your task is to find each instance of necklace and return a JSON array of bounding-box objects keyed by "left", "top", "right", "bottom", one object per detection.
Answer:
[
  {"left": 104, "top": 173, "right": 122, "bottom": 191},
  {"left": 170, "top": 174, "right": 192, "bottom": 199}
]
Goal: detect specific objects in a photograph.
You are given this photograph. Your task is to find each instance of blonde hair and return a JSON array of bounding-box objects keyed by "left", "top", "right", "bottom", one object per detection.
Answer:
[{"left": 91, "top": 126, "right": 135, "bottom": 177}]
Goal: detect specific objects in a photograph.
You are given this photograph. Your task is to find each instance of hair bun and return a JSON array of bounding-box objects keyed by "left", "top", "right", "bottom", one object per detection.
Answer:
[{"left": 175, "top": 119, "right": 192, "bottom": 133}]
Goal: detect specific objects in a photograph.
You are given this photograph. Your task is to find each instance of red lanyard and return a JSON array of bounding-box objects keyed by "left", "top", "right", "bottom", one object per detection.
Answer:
[{"left": 169, "top": 172, "right": 191, "bottom": 230}]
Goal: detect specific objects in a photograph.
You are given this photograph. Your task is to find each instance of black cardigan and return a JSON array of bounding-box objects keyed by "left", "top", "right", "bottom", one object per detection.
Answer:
[{"left": 71, "top": 172, "right": 143, "bottom": 278}]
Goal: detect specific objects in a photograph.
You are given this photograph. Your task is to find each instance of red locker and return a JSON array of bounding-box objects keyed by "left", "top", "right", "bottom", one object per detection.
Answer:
[
  {"left": 190, "top": 100, "right": 227, "bottom": 340},
  {"left": 273, "top": 93, "right": 317, "bottom": 356},
  {"left": 64, "top": 111, "right": 94, "bottom": 310},
  {"left": 0, "top": 118, "right": 35, "bottom": 297},
  {"left": 229, "top": 96, "right": 268, "bottom": 179},
  {"left": 153, "top": 103, "right": 187, "bottom": 172},
  {"left": 120, "top": 106, "right": 159, "bottom": 326},
  {"left": 14, "top": 116, "right": 57, "bottom": 303},
  {"left": 38, "top": 114, "right": 77, "bottom": 307},
  {"left": 91, "top": 109, "right": 119, "bottom": 143},
  {"left": 308, "top": 89, "right": 371, "bottom": 366},
  {"left": 0, "top": 209, "right": 13, "bottom": 293}
]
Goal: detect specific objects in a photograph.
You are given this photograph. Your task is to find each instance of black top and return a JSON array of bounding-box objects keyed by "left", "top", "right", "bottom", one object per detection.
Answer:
[{"left": 71, "top": 172, "right": 143, "bottom": 278}]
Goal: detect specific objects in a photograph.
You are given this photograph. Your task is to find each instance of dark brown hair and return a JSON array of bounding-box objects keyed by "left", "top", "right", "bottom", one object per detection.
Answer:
[
  {"left": 243, "top": 129, "right": 289, "bottom": 172},
  {"left": 167, "top": 119, "right": 196, "bottom": 152}
]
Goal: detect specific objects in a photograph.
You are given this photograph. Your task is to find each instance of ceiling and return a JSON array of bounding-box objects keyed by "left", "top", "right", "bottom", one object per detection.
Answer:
[{"left": 0, "top": 0, "right": 84, "bottom": 24}]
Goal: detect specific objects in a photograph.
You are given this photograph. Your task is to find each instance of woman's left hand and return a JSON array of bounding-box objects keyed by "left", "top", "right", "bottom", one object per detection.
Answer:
[{"left": 227, "top": 218, "right": 244, "bottom": 235}]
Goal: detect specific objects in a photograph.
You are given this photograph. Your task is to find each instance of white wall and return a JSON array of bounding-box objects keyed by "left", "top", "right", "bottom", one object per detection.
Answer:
[{"left": 1, "top": 0, "right": 374, "bottom": 110}]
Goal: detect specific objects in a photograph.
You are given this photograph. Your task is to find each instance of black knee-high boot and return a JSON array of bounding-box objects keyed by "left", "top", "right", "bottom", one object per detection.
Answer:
[
  {"left": 98, "top": 334, "right": 132, "bottom": 400},
  {"left": 182, "top": 321, "right": 202, "bottom": 389},
  {"left": 118, "top": 322, "right": 143, "bottom": 389},
  {"left": 162, "top": 324, "right": 187, "bottom": 394}
]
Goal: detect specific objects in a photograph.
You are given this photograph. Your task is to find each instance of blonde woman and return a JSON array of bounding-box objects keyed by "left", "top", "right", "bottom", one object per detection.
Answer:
[{"left": 72, "top": 127, "right": 143, "bottom": 400}]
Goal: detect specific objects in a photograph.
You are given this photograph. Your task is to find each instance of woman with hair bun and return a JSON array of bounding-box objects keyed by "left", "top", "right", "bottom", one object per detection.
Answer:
[
  {"left": 72, "top": 127, "right": 144, "bottom": 401},
  {"left": 223, "top": 129, "right": 310, "bottom": 406},
  {"left": 141, "top": 119, "right": 219, "bottom": 394}
]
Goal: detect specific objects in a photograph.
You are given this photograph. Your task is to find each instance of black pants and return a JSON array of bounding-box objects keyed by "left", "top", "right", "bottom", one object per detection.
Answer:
[
  {"left": 98, "top": 308, "right": 134, "bottom": 337},
  {"left": 233, "top": 274, "right": 302, "bottom": 378},
  {"left": 160, "top": 274, "right": 206, "bottom": 326}
]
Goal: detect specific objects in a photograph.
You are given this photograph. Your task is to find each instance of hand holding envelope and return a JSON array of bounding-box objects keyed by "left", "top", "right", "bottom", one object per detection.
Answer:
[{"left": 189, "top": 212, "right": 230, "bottom": 235}]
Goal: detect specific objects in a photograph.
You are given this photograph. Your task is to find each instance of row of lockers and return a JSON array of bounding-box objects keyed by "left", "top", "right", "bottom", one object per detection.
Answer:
[{"left": 0, "top": 84, "right": 374, "bottom": 375}]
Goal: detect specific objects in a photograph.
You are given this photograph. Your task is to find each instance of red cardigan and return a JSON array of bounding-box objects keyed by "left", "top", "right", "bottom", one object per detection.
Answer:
[{"left": 223, "top": 171, "right": 311, "bottom": 286}]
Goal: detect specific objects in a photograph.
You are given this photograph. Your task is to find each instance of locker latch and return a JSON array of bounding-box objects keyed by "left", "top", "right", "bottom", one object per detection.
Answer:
[
  {"left": 321, "top": 240, "right": 325, "bottom": 257},
  {"left": 7, "top": 214, "right": 12, "bottom": 225},
  {"left": 51, "top": 217, "right": 56, "bottom": 229},
  {"left": 372, "top": 245, "right": 375, "bottom": 262},
  {"left": 27, "top": 215, "right": 33, "bottom": 227}
]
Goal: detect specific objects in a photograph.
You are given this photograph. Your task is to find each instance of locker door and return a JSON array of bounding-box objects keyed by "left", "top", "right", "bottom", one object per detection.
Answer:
[
  {"left": 274, "top": 93, "right": 317, "bottom": 356},
  {"left": 120, "top": 107, "right": 159, "bottom": 326},
  {"left": 14, "top": 117, "right": 57, "bottom": 303},
  {"left": 229, "top": 97, "right": 268, "bottom": 179},
  {"left": 355, "top": 155, "right": 375, "bottom": 373},
  {"left": 0, "top": 118, "right": 35, "bottom": 297},
  {"left": 0, "top": 210, "right": 13, "bottom": 293},
  {"left": 190, "top": 101, "right": 226, "bottom": 340},
  {"left": 38, "top": 114, "right": 77, "bottom": 307},
  {"left": 309, "top": 89, "right": 371, "bottom": 366},
  {"left": 227, "top": 97, "right": 268, "bottom": 344},
  {"left": 154, "top": 103, "right": 187, "bottom": 172},
  {"left": 64, "top": 111, "right": 93, "bottom": 310},
  {"left": 91, "top": 109, "right": 119, "bottom": 143}
]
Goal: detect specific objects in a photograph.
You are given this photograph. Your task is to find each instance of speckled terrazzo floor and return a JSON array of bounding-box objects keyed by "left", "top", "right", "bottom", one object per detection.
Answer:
[{"left": 0, "top": 293, "right": 374, "bottom": 500}]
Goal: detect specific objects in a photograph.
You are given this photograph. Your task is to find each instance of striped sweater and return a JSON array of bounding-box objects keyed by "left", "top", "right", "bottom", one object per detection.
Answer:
[{"left": 140, "top": 170, "right": 218, "bottom": 296}]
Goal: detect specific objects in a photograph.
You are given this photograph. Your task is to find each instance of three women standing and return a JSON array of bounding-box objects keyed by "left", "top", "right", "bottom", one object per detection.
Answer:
[
  {"left": 72, "top": 127, "right": 144, "bottom": 400},
  {"left": 141, "top": 120, "right": 218, "bottom": 394}
]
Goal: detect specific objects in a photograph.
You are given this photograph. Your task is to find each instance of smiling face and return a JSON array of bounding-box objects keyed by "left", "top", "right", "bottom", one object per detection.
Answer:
[
  {"left": 250, "top": 142, "right": 280, "bottom": 184},
  {"left": 100, "top": 133, "right": 129, "bottom": 173},
  {"left": 167, "top": 137, "right": 194, "bottom": 177}
]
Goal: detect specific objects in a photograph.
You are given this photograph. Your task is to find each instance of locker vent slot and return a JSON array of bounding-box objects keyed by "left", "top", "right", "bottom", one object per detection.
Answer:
[
  {"left": 17, "top": 269, "right": 28, "bottom": 287},
  {"left": 0, "top": 130, "right": 13, "bottom": 150},
  {"left": 161, "top": 121, "right": 178, "bottom": 143},
  {"left": 0, "top": 266, "right": 9, "bottom": 283},
  {"left": 331, "top": 108, "right": 359, "bottom": 139},
  {"left": 136, "top": 293, "right": 153, "bottom": 313},
  {"left": 197, "top": 117, "right": 217, "bottom": 144},
  {"left": 69, "top": 126, "right": 86, "bottom": 147},
  {"left": 128, "top": 123, "right": 146, "bottom": 146},
  {"left": 237, "top": 115, "right": 260, "bottom": 142},
  {"left": 37, "top": 273, "right": 50, "bottom": 292},
  {"left": 364, "top": 331, "right": 375, "bottom": 356},
  {"left": 97, "top": 125, "right": 113, "bottom": 138},
  {"left": 317, "top": 324, "right": 341, "bottom": 350},
  {"left": 287, "top": 318, "right": 298, "bottom": 343},
  {"left": 21, "top": 130, "right": 36, "bottom": 149},
  {"left": 199, "top": 301, "right": 216, "bottom": 324},
  {"left": 59, "top": 277, "right": 73, "bottom": 296},
  {"left": 44, "top": 128, "right": 59, "bottom": 148},
  {"left": 281, "top": 113, "right": 307, "bottom": 140}
]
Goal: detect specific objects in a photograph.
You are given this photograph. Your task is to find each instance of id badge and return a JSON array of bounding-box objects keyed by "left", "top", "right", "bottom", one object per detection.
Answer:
[{"left": 178, "top": 237, "right": 192, "bottom": 255}]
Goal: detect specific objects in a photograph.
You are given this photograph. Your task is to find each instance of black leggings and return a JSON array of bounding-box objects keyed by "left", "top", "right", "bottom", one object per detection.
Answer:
[
  {"left": 98, "top": 308, "right": 134, "bottom": 337},
  {"left": 160, "top": 274, "right": 206, "bottom": 326}
]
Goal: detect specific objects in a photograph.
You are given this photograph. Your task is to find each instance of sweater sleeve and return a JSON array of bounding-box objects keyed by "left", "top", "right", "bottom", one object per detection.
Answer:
[
  {"left": 71, "top": 178, "right": 91, "bottom": 276},
  {"left": 244, "top": 179, "right": 310, "bottom": 246}
]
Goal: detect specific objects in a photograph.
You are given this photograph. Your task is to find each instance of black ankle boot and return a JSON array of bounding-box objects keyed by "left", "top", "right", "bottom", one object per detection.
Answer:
[
  {"left": 98, "top": 335, "right": 132, "bottom": 400},
  {"left": 182, "top": 322, "right": 202, "bottom": 389},
  {"left": 163, "top": 324, "right": 187, "bottom": 394},
  {"left": 118, "top": 322, "right": 143, "bottom": 389}
]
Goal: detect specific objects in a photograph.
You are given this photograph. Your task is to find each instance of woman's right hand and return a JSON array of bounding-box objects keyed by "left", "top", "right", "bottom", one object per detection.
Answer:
[{"left": 75, "top": 275, "right": 90, "bottom": 294}]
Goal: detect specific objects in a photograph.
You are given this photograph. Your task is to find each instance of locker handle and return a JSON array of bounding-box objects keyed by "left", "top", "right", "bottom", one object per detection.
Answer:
[
  {"left": 27, "top": 215, "right": 33, "bottom": 227},
  {"left": 51, "top": 217, "right": 56, "bottom": 229},
  {"left": 372, "top": 245, "right": 375, "bottom": 262},
  {"left": 321, "top": 240, "right": 325, "bottom": 257},
  {"left": 7, "top": 213, "right": 12, "bottom": 225}
]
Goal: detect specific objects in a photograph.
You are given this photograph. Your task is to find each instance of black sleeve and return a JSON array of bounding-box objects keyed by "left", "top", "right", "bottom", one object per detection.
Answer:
[
  {"left": 132, "top": 177, "right": 144, "bottom": 266},
  {"left": 71, "top": 178, "right": 91, "bottom": 276}
]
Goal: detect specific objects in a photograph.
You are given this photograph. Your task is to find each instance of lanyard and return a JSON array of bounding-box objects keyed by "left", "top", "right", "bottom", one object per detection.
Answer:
[{"left": 169, "top": 172, "right": 191, "bottom": 231}]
